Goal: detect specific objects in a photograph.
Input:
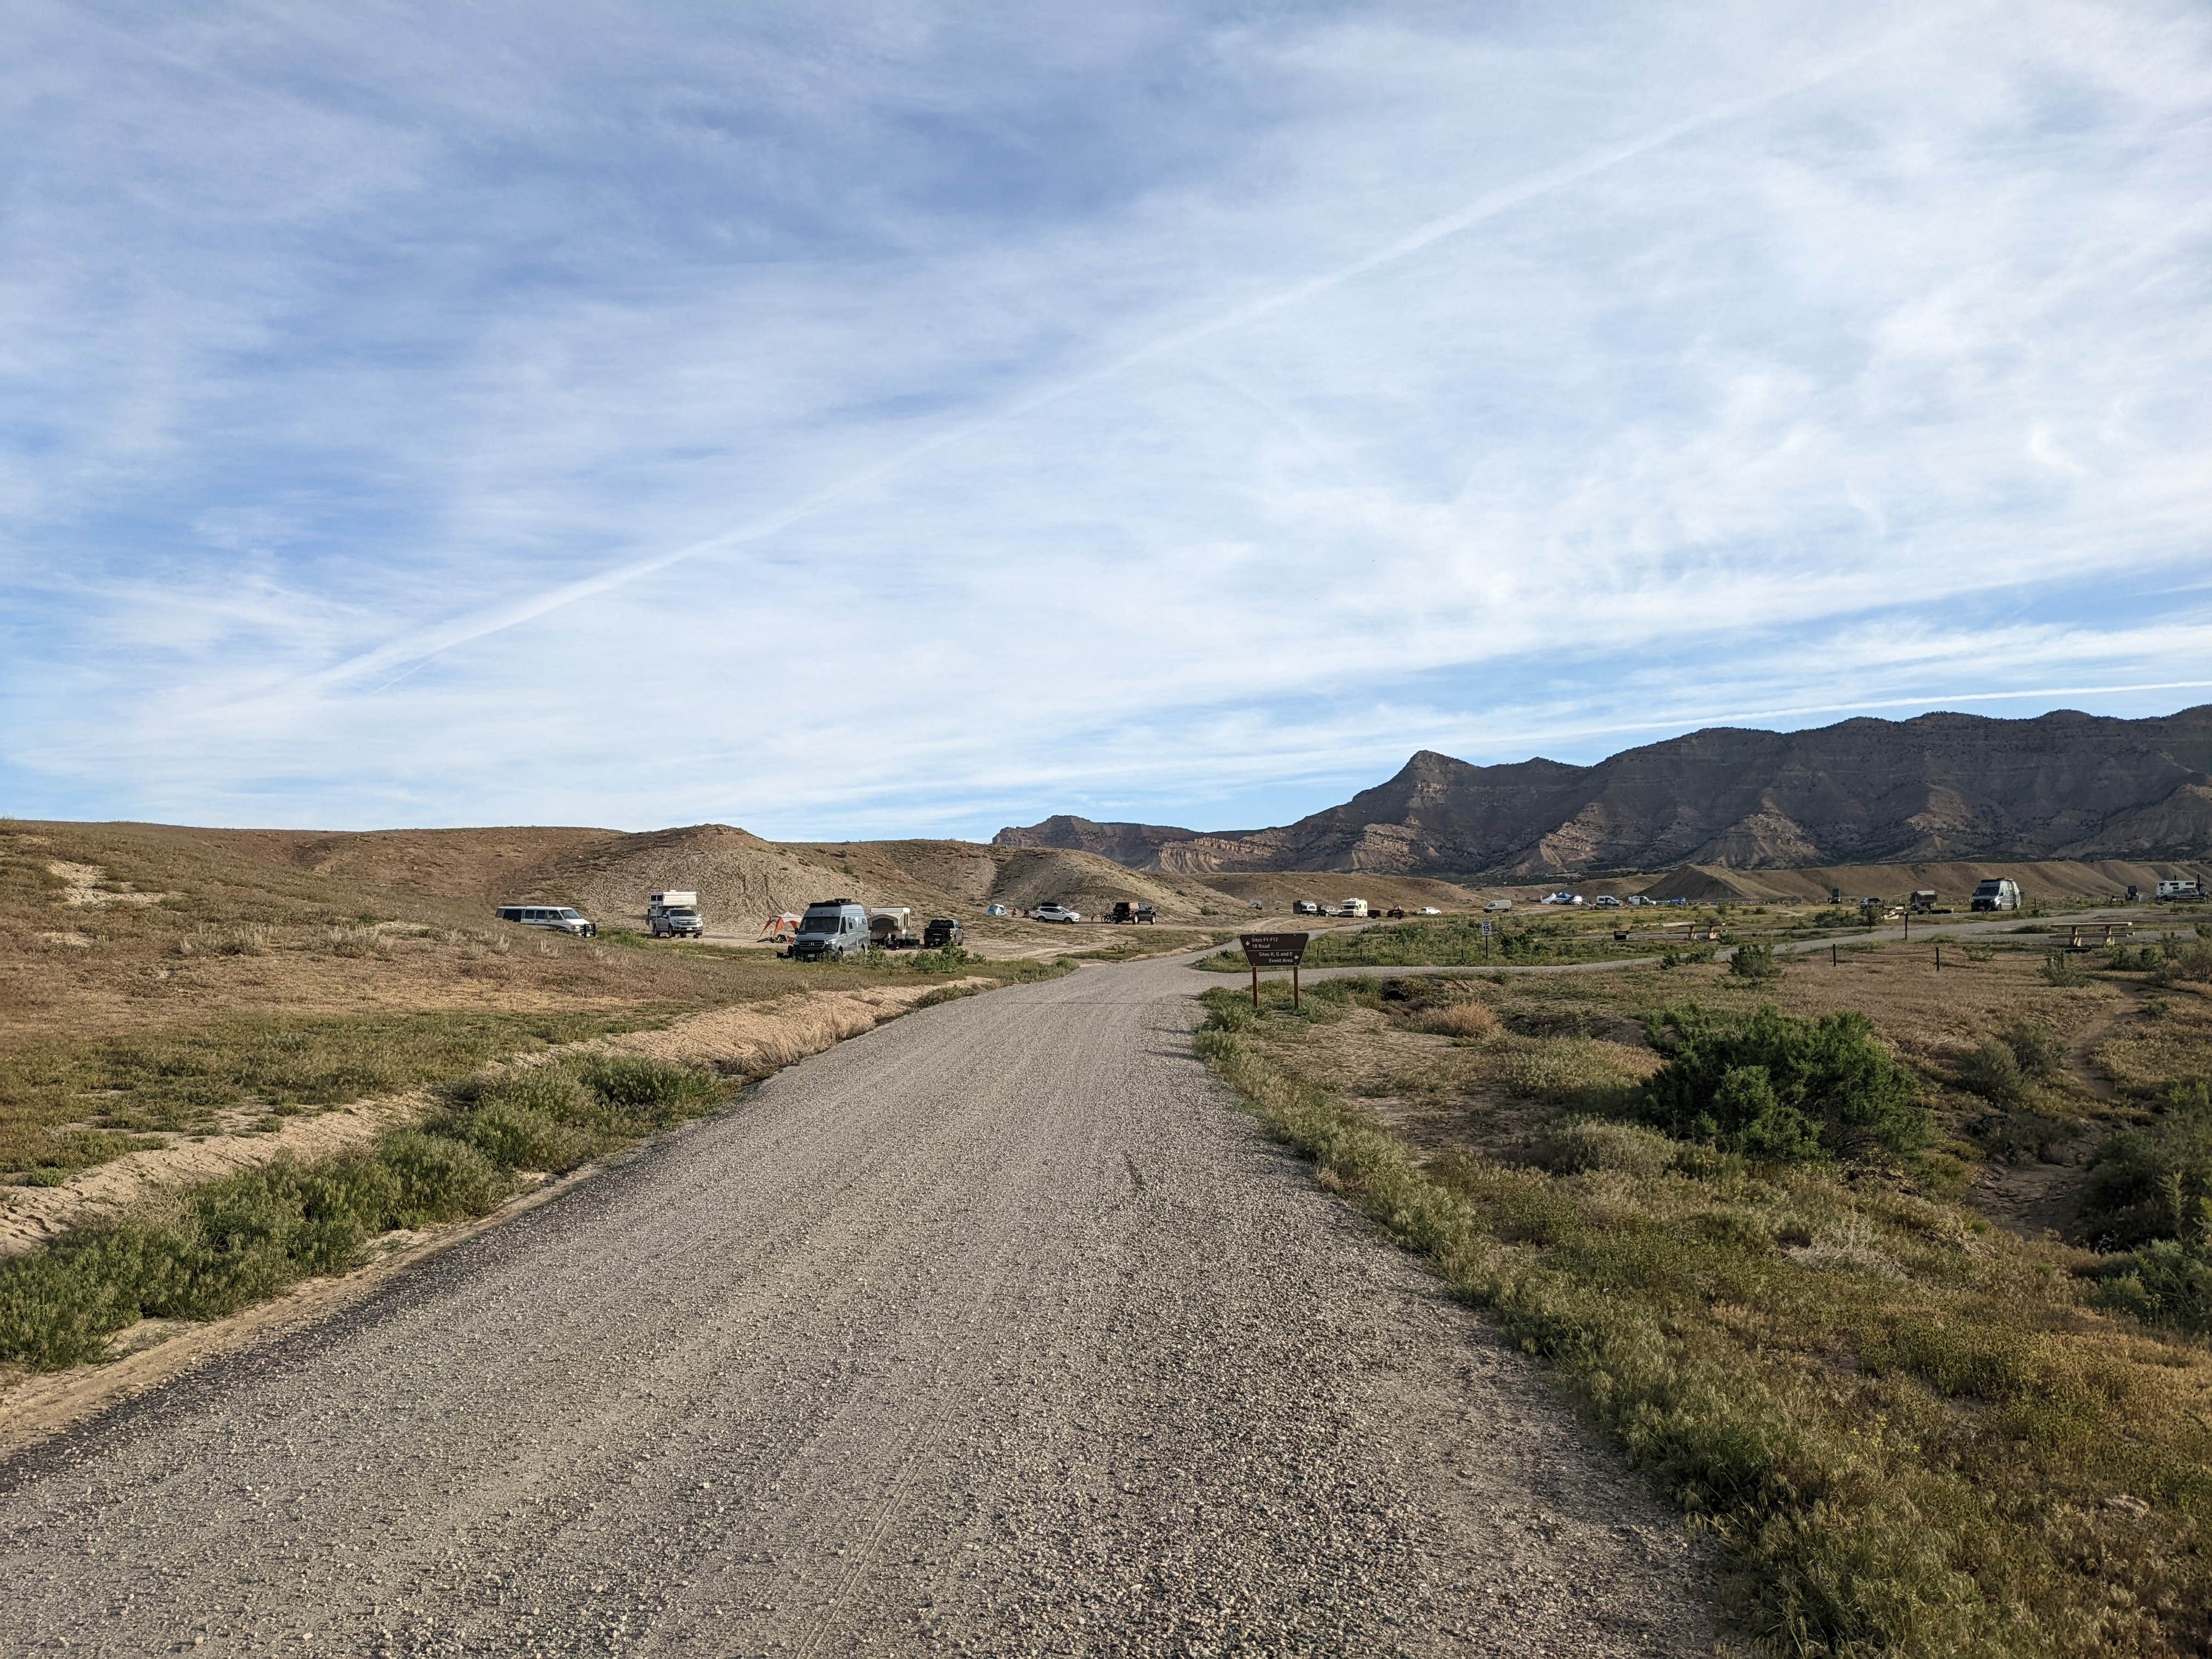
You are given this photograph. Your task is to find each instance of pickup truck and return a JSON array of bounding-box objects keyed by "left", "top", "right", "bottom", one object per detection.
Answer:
[
  {"left": 650, "top": 906, "right": 704, "bottom": 939},
  {"left": 923, "top": 917, "right": 963, "bottom": 949},
  {"left": 1109, "top": 901, "right": 1155, "bottom": 924}
]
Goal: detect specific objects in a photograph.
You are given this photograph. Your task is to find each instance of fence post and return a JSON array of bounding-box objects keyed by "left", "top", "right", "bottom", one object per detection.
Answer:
[{"left": 1250, "top": 961, "right": 1261, "bottom": 1012}]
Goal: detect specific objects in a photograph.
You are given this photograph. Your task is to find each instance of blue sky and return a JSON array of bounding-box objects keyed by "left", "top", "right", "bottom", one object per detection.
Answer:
[{"left": 4, "top": 1, "right": 2209, "bottom": 839}]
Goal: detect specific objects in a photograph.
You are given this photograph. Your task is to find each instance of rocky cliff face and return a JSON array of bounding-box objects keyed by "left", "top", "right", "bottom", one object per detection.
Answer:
[
  {"left": 998, "top": 707, "right": 2212, "bottom": 876},
  {"left": 989, "top": 814, "right": 1207, "bottom": 867}
]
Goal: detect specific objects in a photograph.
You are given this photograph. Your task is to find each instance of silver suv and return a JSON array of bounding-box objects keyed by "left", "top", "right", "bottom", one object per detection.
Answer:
[{"left": 495, "top": 904, "right": 596, "bottom": 937}]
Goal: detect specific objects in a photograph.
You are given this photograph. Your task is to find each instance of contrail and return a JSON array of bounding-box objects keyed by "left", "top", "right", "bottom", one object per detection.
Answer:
[{"left": 279, "top": 17, "right": 1934, "bottom": 700}]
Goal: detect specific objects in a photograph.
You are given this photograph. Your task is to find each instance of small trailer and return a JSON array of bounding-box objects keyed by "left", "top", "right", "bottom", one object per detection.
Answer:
[{"left": 869, "top": 907, "right": 920, "bottom": 949}]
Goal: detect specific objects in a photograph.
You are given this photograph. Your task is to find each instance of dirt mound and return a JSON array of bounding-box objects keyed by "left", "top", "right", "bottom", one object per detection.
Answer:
[{"left": 178, "top": 826, "right": 628, "bottom": 904}]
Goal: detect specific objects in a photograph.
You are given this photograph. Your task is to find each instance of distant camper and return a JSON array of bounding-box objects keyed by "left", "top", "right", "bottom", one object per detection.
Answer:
[
  {"left": 1337, "top": 898, "right": 1369, "bottom": 918},
  {"left": 2157, "top": 878, "right": 2204, "bottom": 901},
  {"left": 495, "top": 904, "right": 596, "bottom": 937},
  {"left": 1970, "top": 878, "right": 2022, "bottom": 912}
]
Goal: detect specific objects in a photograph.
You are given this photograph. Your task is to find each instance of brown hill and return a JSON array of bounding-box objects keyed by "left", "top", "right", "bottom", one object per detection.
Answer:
[
  {"left": 998, "top": 706, "right": 2212, "bottom": 878},
  {"left": 991, "top": 815, "right": 1206, "bottom": 866}
]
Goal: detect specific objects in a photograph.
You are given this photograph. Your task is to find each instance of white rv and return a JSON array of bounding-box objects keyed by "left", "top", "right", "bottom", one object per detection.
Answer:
[
  {"left": 1337, "top": 898, "right": 1369, "bottom": 918},
  {"left": 2156, "top": 878, "right": 2204, "bottom": 901}
]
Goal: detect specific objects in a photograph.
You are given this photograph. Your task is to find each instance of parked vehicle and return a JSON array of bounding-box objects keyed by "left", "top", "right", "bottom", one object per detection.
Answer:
[
  {"left": 787, "top": 899, "right": 871, "bottom": 960},
  {"left": 1293, "top": 900, "right": 1323, "bottom": 916},
  {"left": 647, "top": 890, "right": 697, "bottom": 919},
  {"left": 1483, "top": 899, "right": 1513, "bottom": 912},
  {"left": 1970, "top": 878, "right": 2022, "bottom": 912},
  {"left": 923, "top": 917, "right": 963, "bottom": 949},
  {"left": 869, "top": 907, "right": 919, "bottom": 948},
  {"left": 1417, "top": 906, "right": 1443, "bottom": 916},
  {"left": 650, "top": 904, "right": 703, "bottom": 938},
  {"left": 1592, "top": 895, "right": 1622, "bottom": 909},
  {"left": 1109, "top": 901, "right": 1156, "bottom": 924},
  {"left": 1910, "top": 890, "right": 1939, "bottom": 913},
  {"left": 2157, "top": 879, "right": 2204, "bottom": 901},
  {"left": 1336, "top": 899, "right": 1369, "bottom": 918},
  {"left": 1384, "top": 906, "right": 1406, "bottom": 919},
  {"left": 1033, "top": 902, "right": 1081, "bottom": 924},
  {"left": 495, "top": 904, "right": 596, "bottom": 937}
]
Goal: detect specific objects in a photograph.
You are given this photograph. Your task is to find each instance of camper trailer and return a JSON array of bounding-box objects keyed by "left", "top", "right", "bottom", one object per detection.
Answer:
[
  {"left": 1336, "top": 898, "right": 1369, "bottom": 918},
  {"left": 2157, "top": 879, "right": 2204, "bottom": 901}
]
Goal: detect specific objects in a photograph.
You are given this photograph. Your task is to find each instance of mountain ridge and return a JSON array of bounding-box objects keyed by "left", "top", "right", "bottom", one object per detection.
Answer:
[{"left": 992, "top": 706, "right": 2212, "bottom": 876}]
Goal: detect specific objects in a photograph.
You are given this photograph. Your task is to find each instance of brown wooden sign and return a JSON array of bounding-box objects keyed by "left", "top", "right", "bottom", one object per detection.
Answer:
[{"left": 1239, "top": 932, "right": 1310, "bottom": 968}]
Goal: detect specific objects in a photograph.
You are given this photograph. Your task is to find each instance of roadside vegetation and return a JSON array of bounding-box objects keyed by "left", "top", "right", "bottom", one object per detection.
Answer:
[
  {"left": 0, "top": 1053, "right": 727, "bottom": 1370},
  {"left": 1198, "top": 912, "right": 1701, "bottom": 972},
  {"left": 0, "top": 826, "right": 1049, "bottom": 1184},
  {"left": 1192, "top": 930, "right": 2212, "bottom": 1658}
]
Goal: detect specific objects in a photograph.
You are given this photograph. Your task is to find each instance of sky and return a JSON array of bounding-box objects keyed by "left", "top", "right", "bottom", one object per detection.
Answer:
[{"left": 3, "top": 1, "right": 2209, "bottom": 840}]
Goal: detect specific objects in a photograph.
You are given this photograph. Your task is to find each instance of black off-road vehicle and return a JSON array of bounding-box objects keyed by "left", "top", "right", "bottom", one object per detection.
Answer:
[
  {"left": 923, "top": 917, "right": 963, "bottom": 949},
  {"left": 1109, "top": 901, "right": 1156, "bottom": 924}
]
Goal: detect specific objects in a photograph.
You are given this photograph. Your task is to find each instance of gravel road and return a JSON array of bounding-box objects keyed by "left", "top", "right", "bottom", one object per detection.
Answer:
[{"left": 1, "top": 953, "right": 1711, "bottom": 1657}]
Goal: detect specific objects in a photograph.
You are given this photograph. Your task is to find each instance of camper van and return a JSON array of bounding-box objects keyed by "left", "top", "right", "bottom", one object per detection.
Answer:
[
  {"left": 1970, "top": 878, "right": 2022, "bottom": 912},
  {"left": 2157, "top": 879, "right": 2204, "bottom": 901},
  {"left": 1336, "top": 899, "right": 1369, "bottom": 918},
  {"left": 787, "top": 900, "right": 871, "bottom": 961}
]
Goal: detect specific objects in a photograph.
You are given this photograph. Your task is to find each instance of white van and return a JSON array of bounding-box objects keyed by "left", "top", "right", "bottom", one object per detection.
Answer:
[
  {"left": 495, "top": 904, "right": 596, "bottom": 937},
  {"left": 788, "top": 900, "right": 871, "bottom": 961},
  {"left": 1337, "top": 899, "right": 1369, "bottom": 918},
  {"left": 1970, "top": 878, "right": 2022, "bottom": 912}
]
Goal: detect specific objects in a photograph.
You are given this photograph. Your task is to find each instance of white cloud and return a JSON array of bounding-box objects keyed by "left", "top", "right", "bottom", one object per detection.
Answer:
[{"left": 3, "top": 0, "right": 2208, "bottom": 836}]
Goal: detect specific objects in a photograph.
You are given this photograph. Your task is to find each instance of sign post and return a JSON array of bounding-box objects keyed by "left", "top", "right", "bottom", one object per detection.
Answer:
[
  {"left": 1480, "top": 917, "right": 1493, "bottom": 963},
  {"left": 1238, "top": 932, "right": 1311, "bottom": 1012}
]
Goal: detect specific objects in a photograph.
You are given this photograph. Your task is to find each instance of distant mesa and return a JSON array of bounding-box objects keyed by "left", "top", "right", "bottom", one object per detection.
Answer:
[{"left": 993, "top": 706, "right": 2212, "bottom": 878}]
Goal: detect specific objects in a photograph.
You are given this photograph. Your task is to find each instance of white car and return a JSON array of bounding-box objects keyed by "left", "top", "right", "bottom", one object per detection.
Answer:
[
  {"left": 1032, "top": 902, "right": 1082, "bottom": 924},
  {"left": 1592, "top": 895, "right": 1622, "bottom": 909},
  {"left": 495, "top": 904, "right": 596, "bottom": 937},
  {"left": 1417, "top": 906, "right": 1443, "bottom": 915}
]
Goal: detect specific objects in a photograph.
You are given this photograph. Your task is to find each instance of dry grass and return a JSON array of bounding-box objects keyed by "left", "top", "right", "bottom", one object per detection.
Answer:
[
  {"left": 1196, "top": 969, "right": 2212, "bottom": 1658},
  {"left": 0, "top": 825, "right": 1048, "bottom": 1182}
]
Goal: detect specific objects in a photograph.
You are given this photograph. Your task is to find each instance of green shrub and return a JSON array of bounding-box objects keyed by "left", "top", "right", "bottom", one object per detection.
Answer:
[
  {"left": 2079, "top": 1083, "right": 2212, "bottom": 1248},
  {"left": 1995, "top": 1017, "right": 2064, "bottom": 1080},
  {"left": 1729, "top": 943, "right": 1782, "bottom": 982},
  {"left": 1956, "top": 1040, "right": 2028, "bottom": 1108},
  {"left": 0, "top": 1053, "right": 728, "bottom": 1370},
  {"left": 1637, "top": 1003, "right": 1928, "bottom": 1161},
  {"left": 2096, "top": 1236, "right": 2212, "bottom": 1335},
  {"left": 2149, "top": 941, "right": 2212, "bottom": 985},
  {"left": 2040, "top": 951, "right": 2091, "bottom": 987}
]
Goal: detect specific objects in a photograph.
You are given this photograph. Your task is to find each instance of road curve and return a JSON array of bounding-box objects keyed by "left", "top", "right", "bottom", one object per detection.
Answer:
[{"left": 0, "top": 952, "right": 1709, "bottom": 1657}]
